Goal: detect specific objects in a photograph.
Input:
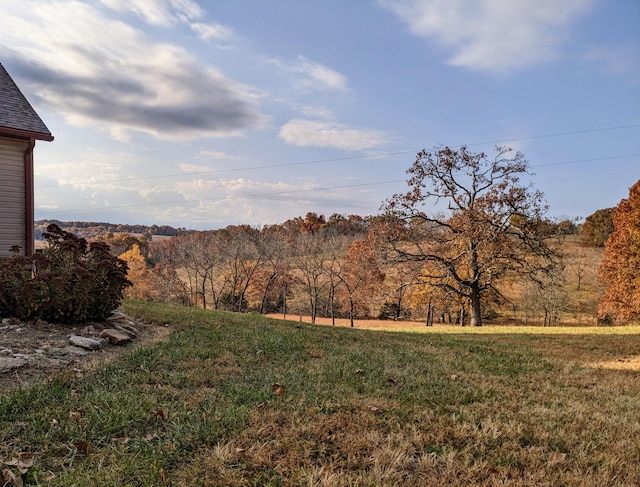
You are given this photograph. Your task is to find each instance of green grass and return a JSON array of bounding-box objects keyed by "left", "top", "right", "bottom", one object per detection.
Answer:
[{"left": 1, "top": 300, "right": 639, "bottom": 486}]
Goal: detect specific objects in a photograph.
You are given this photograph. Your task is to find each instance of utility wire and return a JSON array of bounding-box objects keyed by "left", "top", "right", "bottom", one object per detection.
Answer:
[
  {"left": 36, "top": 123, "right": 640, "bottom": 189},
  {"left": 36, "top": 152, "right": 639, "bottom": 215},
  {"left": 36, "top": 180, "right": 407, "bottom": 214}
]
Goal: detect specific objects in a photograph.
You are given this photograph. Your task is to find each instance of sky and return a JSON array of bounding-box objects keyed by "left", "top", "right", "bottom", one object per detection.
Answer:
[{"left": 0, "top": 0, "right": 638, "bottom": 230}]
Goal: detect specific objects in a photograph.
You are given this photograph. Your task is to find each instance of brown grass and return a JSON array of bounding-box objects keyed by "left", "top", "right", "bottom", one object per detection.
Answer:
[{"left": 173, "top": 314, "right": 640, "bottom": 486}]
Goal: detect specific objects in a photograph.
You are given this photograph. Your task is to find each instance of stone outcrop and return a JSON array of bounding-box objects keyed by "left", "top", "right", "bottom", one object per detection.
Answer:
[
  {"left": 99, "top": 329, "right": 132, "bottom": 345},
  {"left": 0, "top": 310, "right": 144, "bottom": 380},
  {"left": 69, "top": 335, "right": 103, "bottom": 350}
]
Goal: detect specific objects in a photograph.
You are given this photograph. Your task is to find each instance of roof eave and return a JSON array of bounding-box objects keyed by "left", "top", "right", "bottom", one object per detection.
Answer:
[{"left": 0, "top": 125, "right": 54, "bottom": 142}]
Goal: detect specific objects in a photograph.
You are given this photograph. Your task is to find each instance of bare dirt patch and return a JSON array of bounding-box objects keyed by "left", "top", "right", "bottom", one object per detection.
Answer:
[{"left": 0, "top": 313, "right": 170, "bottom": 395}]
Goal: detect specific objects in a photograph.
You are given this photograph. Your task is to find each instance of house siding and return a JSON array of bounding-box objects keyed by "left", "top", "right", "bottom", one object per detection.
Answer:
[{"left": 0, "top": 135, "right": 28, "bottom": 257}]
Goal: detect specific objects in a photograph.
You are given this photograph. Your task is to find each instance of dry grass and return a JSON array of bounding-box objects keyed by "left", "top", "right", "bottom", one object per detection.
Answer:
[
  {"left": 3, "top": 302, "right": 638, "bottom": 486},
  {"left": 173, "top": 314, "right": 640, "bottom": 486}
]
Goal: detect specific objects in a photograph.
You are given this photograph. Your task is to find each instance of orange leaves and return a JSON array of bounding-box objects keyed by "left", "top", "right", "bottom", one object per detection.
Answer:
[{"left": 597, "top": 180, "right": 640, "bottom": 323}]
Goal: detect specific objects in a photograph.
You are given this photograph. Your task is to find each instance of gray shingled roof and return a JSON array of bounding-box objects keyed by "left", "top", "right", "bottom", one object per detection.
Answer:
[{"left": 0, "top": 62, "right": 52, "bottom": 140}]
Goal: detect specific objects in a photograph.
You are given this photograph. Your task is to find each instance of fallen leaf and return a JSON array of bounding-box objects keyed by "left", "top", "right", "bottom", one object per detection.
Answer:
[
  {"left": 257, "top": 401, "right": 268, "bottom": 410},
  {"left": 449, "top": 374, "right": 459, "bottom": 380},
  {"left": 69, "top": 410, "right": 82, "bottom": 422},
  {"left": 271, "top": 383, "right": 286, "bottom": 396},
  {"left": 369, "top": 406, "right": 381, "bottom": 413},
  {"left": 548, "top": 452, "right": 567, "bottom": 464},
  {"left": 354, "top": 369, "right": 364, "bottom": 375},
  {"left": 387, "top": 377, "right": 397, "bottom": 384},
  {"left": 155, "top": 410, "right": 167, "bottom": 421},
  {"left": 144, "top": 432, "right": 159, "bottom": 442},
  {"left": 112, "top": 435, "right": 130, "bottom": 444},
  {"left": 2, "top": 467, "right": 23, "bottom": 487},
  {"left": 73, "top": 441, "right": 91, "bottom": 455},
  {"left": 235, "top": 447, "right": 246, "bottom": 454},
  {"left": 5, "top": 454, "right": 34, "bottom": 473}
]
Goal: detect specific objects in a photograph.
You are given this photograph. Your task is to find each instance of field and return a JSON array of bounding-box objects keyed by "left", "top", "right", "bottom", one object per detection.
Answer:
[{"left": 1, "top": 300, "right": 639, "bottom": 486}]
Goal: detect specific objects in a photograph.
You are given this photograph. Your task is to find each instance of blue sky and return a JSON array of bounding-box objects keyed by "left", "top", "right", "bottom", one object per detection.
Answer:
[{"left": 1, "top": 0, "right": 638, "bottom": 229}]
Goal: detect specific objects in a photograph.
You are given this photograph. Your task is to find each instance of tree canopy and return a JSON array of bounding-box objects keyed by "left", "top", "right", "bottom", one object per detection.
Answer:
[
  {"left": 382, "top": 145, "right": 556, "bottom": 326},
  {"left": 580, "top": 208, "right": 614, "bottom": 247},
  {"left": 597, "top": 180, "right": 640, "bottom": 323}
]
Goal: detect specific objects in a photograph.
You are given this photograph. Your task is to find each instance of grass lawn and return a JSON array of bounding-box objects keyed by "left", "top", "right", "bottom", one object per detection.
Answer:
[{"left": 1, "top": 300, "right": 639, "bottom": 486}]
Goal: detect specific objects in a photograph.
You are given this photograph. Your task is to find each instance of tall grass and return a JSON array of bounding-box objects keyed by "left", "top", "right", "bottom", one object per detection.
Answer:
[{"left": 1, "top": 300, "right": 638, "bottom": 486}]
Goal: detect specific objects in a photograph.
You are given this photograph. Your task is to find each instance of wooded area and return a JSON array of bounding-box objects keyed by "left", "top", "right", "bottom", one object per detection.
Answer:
[{"left": 37, "top": 148, "right": 639, "bottom": 326}]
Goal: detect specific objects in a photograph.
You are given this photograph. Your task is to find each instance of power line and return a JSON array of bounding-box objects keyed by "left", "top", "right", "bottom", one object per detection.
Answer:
[
  {"left": 467, "top": 123, "right": 640, "bottom": 147},
  {"left": 35, "top": 151, "right": 640, "bottom": 215},
  {"left": 35, "top": 123, "right": 640, "bottom": 189},
  {"left": 36, "top": 179, "right": 407, "bottom": 214},
  {"left": 531, "top": 153, "right": 640, "bottom": 168},
  {"left": 36, "top": 150, "right": 414, "bottom": 189}
]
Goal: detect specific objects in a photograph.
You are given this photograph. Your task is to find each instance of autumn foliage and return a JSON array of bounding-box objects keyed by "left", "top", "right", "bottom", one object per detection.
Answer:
[
  {"left": 36, "top": 152, "right": 636, "bottom": 327},
  {"left": 597, "top": 180, "right": 640, "bottom": 324},
  {"left": 383, "top": 145, "right": 557, "bottom": 326},
  {"left": 0, "top": 224, "right": 131, "bottom": 322}
]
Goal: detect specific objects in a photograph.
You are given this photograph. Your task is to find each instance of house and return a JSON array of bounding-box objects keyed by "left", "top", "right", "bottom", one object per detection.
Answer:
[{"left": 0, "top": 62, "right": 53, "bottom": 257}]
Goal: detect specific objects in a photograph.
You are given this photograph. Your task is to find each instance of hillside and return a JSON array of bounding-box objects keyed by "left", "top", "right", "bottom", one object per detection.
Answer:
[
  {"left": 1, "top": 300, "right": 638, "bottom": 485},
  {"left": 34, "top": 220, "right": 184, "bottom": 240}
]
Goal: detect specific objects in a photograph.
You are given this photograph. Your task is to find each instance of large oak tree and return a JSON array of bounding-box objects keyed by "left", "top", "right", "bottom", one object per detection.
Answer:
[{"left": 383, "top": 145, "right": 556, "bottom": 326}]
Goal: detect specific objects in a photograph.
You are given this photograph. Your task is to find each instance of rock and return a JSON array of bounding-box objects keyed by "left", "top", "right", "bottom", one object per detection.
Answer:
[
  {"left": 0, "top": 348, "right": 13, "bottom": 356},
  {"left": 35, "top": 319, "right": 48, "bottom": 327},
  {"left": 69, "top": 335, "right": 103, "bottom": 350},
  {"left": 0, "top": 356, "right": 28, "bottom": 373},
  {"left": 108, "top": 310, "right": 127, "bottom": 321},
  {"left": 125, "top": 321, "right": 140, "bottom": 334},
  {"left": 114, "top": 325, "right": 137, "bottom": 339},
  {"left": 65, "top": 346, "right": 90, "bottom": 356},
  {"left": 1, "top": 318, "right": 10, "bottom": 326},
  {"left": 82, "top": 325, "right": 97, "bottom": 336},
  {"left": 100, "top": 329, "right": 132, "bottom": 346}
]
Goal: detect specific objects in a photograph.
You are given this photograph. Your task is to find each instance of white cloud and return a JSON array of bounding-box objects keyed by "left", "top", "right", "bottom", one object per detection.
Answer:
[
  {"left": 584, "top": 44, "right": 640, "bottom": 76},
  {"left": 296, "top": 56, "right": 349, "bottom": 91},
  {"left": 379, "top": 0, "right": 594, "bottom": 73},
  {"left": 191, "top": 22, "right": 234, "bottom": 42},
  {"left": 279, "top": 119, "right": 391, "bottom": 151},
  {"left": 98, "top": 0, "right": 202, "bottom": 26},
  {"left": 269, "top": 56, "right": 349, "bottom": 92},
  {"left": 180, "top": 164, "right": 211, "bottom": 173},
  {"left": 0, "top": 0, "right": 267, "bottom": 140},
  {"left": 198, "top": 150, "right": 238, "bottom": 160}
]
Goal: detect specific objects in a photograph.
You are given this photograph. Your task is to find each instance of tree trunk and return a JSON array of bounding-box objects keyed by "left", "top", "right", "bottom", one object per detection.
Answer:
[
  {"left": 349, "top": 298, "right": 355, "bottom": 327},
  {"left": 282, "top": 288, "right": 287, "bottom": 320},
  {"left": 470, "top": 285, "right": 482, "bottom": 326}
]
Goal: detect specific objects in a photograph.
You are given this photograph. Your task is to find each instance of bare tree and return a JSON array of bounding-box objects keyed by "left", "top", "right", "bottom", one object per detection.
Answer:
[{"left": 290, "top": 232, "right": 328, "bottom": 324}]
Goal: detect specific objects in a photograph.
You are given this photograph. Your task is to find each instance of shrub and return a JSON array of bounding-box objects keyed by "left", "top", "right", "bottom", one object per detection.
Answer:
[
  {"left": 378, "top": 301, "right": 402, "bottom": 320},
  {"left": 0, "top": 224, "right": 131, "bottom": 322}
]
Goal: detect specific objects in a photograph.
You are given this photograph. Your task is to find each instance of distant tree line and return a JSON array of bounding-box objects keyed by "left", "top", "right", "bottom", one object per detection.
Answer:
[
  {"left": 35, "top": 220, "right": 184, "bottom": 240},
  {"left": 105, "top": 146, "right": 639, "bottom": 326},
  {"left": 36, "top": 148, "right": 636, "bottom": 326}
]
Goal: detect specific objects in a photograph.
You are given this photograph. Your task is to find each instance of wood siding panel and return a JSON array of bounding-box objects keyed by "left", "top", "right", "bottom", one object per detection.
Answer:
[{"left": 0, "top": 136, "right": 28, "bottom": 257}]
